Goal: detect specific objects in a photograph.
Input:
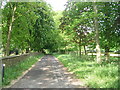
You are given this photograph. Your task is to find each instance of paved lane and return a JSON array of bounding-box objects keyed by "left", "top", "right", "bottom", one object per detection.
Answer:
[{"left": 11, "top": 55, "right": 86, "bottom": 88}]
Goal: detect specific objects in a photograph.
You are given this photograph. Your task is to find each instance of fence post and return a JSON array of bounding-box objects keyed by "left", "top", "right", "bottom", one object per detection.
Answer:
[{"left": 2, "top": 64, "right": 5, "bottom": 82}]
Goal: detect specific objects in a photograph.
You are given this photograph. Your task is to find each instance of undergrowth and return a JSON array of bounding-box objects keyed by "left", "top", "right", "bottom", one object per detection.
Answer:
[
  {"left": 54, "top": 53, "right": 119, "bottom": 88},
  {"left": 2, "top": 54, "right": 44, "bottom": 86}
]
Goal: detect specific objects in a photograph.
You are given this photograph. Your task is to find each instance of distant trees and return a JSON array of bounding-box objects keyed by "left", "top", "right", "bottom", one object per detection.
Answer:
[
  {"left": 60, "top": 2, "right": 96, "bottom": 56},
  {"left": 2, "top": 1, "right": 61, "bottom": 56},
  {"left": 98, "top": 2, "right": 120, "bottom": 60},
  {"left": 59, "top": 1, "right": 119, "bottom": 63},
  {"left": 2, "top": 2, "right": 38, "bottom": 56},
  {"left": 2, "top": 0, "right": 119, "bottom": 60}
]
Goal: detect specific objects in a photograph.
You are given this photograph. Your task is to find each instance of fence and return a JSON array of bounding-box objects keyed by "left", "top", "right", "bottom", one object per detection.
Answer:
[{"left": 1, "top": 52, "right": 40, "bottom": 67}]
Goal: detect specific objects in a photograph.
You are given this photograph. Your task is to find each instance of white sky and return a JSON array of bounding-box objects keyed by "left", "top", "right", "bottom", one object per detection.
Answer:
[
  {"left": 44, "top": 0, "right": 68, "bottom": 11},
  {"left": 1, "top": 0, "right": 68, "bottom": 10}
]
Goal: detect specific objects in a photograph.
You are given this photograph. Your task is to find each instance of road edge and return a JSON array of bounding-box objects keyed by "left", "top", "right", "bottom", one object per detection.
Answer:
[
  {"left": 53, "top": 56, "right": 87, "bottom": 88},
  {"left": 2, "top": 55, "right": 44, "bottom": 88}
]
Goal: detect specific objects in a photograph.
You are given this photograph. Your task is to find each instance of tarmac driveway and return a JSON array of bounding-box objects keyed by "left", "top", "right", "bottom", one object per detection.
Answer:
[{"left": 11, "top": 55, "right": 85, "bottom": 88}]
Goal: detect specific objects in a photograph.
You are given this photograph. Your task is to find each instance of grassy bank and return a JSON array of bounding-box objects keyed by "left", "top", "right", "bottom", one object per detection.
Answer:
[
  {"left": 54, "top": 53, "right": 119, "bottom": 88},
  {"left": 2, "top": 54, "right": 44, "bottom": 86}
]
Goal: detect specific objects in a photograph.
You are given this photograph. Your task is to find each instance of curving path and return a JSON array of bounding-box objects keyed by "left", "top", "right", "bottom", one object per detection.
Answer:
[{"left": 11, "top": 55, "right": 86, "bottom": 88}]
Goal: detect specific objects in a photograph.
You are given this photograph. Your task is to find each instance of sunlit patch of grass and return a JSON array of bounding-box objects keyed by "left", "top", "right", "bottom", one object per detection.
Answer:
[
  {"left": 0, "top": 74, "right": 2, "bottom": 88},
  {"left": 2, "top": 54, "right": 44, "bottom": 86},
  {"left": 54, "top": 54, "right": 119, "bottom": 88}
]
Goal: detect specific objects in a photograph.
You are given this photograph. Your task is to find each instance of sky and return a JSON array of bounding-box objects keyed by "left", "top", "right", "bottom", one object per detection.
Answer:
[
  {"left": 1, "top": 0, "right": 68, "bottom": 10},
  {"left": 44, "top": 0, "right": 68, "bottom": 11}
]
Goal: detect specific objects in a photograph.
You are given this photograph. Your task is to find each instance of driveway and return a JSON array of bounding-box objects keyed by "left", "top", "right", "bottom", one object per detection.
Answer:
[{"left": 11, "top": 55, "right": 86, "bottom": 88}]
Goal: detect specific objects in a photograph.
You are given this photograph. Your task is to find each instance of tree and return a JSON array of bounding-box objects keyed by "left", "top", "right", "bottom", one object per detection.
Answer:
[
  {"left": 60, "top": 1, "right": 119, "bottom": 63},
  {"left": 2, "top": 2, "right": 38, "bottom": 55},
  {"left": 93, "top": 1, "right": 101, "bottom": 63},
  {"left": 98, "top": 2, "right": 120, "bottom": 60},
  {"left": 60, "top": 2, "right": 95, "bottom": 56},
  {"left": 4, "top": 2, "right": 17, "bottom": 56},
  {"left": 2, "top": 1, "right": 58, "bottom": 55}
]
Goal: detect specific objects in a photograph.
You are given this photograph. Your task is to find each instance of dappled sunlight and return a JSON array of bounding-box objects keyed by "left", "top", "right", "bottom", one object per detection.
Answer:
[
  {"left": 2, "top": 54, "right": 44, "bottom": 86},
  {"left": 42, "top": 67, "right": 49, "bottom": 71},
  {"left": 2, "top": 0, "right": 119, "bottom": 88},
  {"left": 11, "top": 55, "right": 86, "bottom": 88},
  {"left": 55, "top": 54, "right": 119, "bottom": 88}
]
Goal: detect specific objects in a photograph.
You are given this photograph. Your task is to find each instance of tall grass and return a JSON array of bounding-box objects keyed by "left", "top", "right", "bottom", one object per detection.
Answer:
[
  {"left": 0, "top": 73, "right": 2, "bottom": 88},
  {"left": 54, "top": 53, "right": 119, "bottom": 88},
  {"left": 0, "top": 61, "right": 2, "bottom": 88},
  {"left": 2, "top": 54, "right": 44, "bottom": 86}
]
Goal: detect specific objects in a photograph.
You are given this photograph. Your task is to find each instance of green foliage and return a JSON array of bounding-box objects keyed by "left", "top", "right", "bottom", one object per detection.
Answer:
[
  {"left": 59, "top": 2, "right": 120, "bottom": 52},
  {"left": 2, "top": 2, "right": 38, "bottom": 53},
  {"left": 1, "top": 1, "right": 119, "bottom": 88},
  {"left": 60, "top": 2, "right": 97, "bottom": 55},
  {"left": 2, "top": 1, "right": 62, "bottom": 54},
  {"left": 54, "top": 53, "right": 119, "bottom": 88},
  {"left": 2, "top": 54, "right": 44, "bottom": 86}
]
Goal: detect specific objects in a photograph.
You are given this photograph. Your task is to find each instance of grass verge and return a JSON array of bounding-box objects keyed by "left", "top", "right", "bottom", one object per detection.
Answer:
[
  {"left": 54, "top": 53, "right": 119, "bottom": 88},
  {"left": 2, "top": 54, "right": 44, "bottom": 86}
]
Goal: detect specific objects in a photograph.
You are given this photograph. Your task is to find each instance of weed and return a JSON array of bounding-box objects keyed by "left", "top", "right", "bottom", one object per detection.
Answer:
[
  {"left": 54, "top": 53, "right": 119, "bottom": 88},
  {"left": 2, "top": 54, "right": 44, "bottom": 86}
]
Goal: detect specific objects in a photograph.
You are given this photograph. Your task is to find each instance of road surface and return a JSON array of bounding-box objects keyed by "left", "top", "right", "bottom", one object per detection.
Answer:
[{"left": 10, "top": 55, "right": 86, "bottom": 88}]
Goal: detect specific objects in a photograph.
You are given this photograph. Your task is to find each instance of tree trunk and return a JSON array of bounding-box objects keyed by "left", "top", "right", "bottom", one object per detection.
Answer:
[
  {"left": 77, "top": 45, "right": 79, "bottom": 56},
  {"left": 26, "top": 48, "right": 29, "bottom": 53},
  {"left": 93, "top": 2, "right": 101, "bottom": 63},
  {"left": 79, "top": 42, "right": 81, "bottom": 57},
  {"left": 5, "top": 4, "right": 16, "bottom": 56},
  {"left": 105, "top": 46, "right": 109, "bottom": 61},
  {"left": 84, "top": 45, "right": 87, "bottom": 55},
  {"left": 92, "top": 51, "right": 94, "bottom": 58}
]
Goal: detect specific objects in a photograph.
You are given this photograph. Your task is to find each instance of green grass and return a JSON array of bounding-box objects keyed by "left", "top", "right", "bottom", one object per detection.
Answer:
[
  {"left": 2, "top": 54, "right": 44, "bottom": 86},
  {"left": 0, "top": 74, "right": 2, "bottom": 88},
  {"left": 54, "top": 53, "right": 119, "bottom": 88},
  {"left": 0, "top": 61, "right": 2, "bottom": 88}
]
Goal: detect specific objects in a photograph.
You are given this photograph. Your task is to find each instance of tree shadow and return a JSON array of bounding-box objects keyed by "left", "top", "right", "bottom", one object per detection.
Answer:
[{"left": 10, "top": 55, "right": 86, "bottom": 88}]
